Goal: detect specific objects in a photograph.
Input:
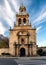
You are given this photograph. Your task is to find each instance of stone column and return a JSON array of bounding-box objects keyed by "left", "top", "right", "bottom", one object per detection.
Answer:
[
  {"left": 30, "top": 46, "right": 32, "bottom": 56},
  {"left": 26, "top": 47, "right": 28, "bottom": 56},
  {"left": 17, "top": 46, "right": 19, "bottom": 57},
  {"left": 32, "top": 45, "right": 37, "bottom": 56},
  {"left": 26, "top": 20, "right": 29, "bottom": 25},
  {"left": 30, "top": 43, "right": 33, "bottom": 56},
  {"left": 9, "top": 43, "right": 15, "bottom": 56},
  {"left": 28, "top": 45, "right": 30, "bottom": 56}
]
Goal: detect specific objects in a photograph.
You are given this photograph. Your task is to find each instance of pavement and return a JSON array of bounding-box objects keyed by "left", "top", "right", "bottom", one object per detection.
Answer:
[
  {"left": 0, "top": 58, "right": 18, "bottom": 65},
  {"left": 0, "top": 57, "right": 46, "bottom": 65}
]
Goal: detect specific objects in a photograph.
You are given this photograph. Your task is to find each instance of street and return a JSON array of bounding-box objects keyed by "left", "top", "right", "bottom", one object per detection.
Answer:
[
  {"left": 0, "top": 57, "right": 46, "bottom": 65},
  {"left": 0, "top": 58, "right": 18, "bottom": 65}
]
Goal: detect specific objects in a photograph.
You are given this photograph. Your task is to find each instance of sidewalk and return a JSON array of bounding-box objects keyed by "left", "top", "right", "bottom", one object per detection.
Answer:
[{"left": 0, "top": 56, "right": 46, "bottom": 59}]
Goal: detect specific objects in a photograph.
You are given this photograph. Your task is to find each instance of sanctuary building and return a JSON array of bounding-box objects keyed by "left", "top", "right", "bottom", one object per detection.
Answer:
[{"left": 9, "top": 5, "right": 37, "bottom": 57}]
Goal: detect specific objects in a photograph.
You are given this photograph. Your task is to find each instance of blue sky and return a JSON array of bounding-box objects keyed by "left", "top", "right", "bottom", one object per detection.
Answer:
[{"left": 0, "top": 0, "right": 46, "bottom": 47}]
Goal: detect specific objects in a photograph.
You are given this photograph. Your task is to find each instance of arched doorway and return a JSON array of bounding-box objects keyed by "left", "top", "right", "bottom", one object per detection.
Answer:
[{"left": 20, "top": 48, "right": 25, "bottom": 57}]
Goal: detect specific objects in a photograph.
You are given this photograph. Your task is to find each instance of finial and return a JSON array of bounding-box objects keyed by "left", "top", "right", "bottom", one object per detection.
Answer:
[
  {"left": 14, "top": 22, "right": 16, "bottom": 26},
  {"left": 10, "top": 26, "right": 11, "bottom": 30},
  {"left": 34, "top": 26, "right": 36, "bottom": 29},
  {"left": 30, "top": 22, "right": 31, "bottom": 26}
]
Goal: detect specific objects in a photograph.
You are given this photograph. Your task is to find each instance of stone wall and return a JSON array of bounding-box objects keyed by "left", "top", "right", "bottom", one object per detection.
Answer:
[
  {"left": 38, "top": 47, "right": 46, "bottom": 51},
  {"left": 0, "top": 48, "right": 9, "bottom": 55}
]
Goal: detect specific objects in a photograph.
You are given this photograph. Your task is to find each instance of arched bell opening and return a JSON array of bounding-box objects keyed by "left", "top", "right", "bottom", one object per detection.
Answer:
[
  {"left": 18, "top": 18, "right": 21, "bottom": 26},
  {"left": 23, "top": 18, "right": 26, "bottom": 25}
]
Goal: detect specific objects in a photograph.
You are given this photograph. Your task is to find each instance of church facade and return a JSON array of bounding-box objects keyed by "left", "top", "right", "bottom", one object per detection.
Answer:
[{"left": 9, "top": 5, "right": 37, "bottom": 57}]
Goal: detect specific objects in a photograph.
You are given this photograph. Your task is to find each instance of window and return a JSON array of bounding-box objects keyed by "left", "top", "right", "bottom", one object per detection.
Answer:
[
  {"left": 21, "top": 38, "right": 24, "bottom": 44},
  {"left": 18, "top": 18, "right": 21, "bottom": 26},
  {"left": 23, "top": 18, "right": 26, "bottom": 25}
]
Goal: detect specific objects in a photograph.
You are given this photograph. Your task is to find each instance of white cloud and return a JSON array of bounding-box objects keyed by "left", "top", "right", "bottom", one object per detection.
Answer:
[
  {"left": 9, "top": 0, "right": 19, "bottom": 12},
  {"left": 4, "top": 0, "right": 14, "bottom": 18},
  {"left": 4, "top": 0, "right": 15, "bottom": 26},
  {"left": 38, "top": 40, "right": 46, "bottom": 47},
  {"left": 0, "top": 22, "right": 6, "bottom": 35},
  {"left": 36, "top": 26, "right": 42, "bottom": 33},
  {"left": 0, "top": 0, "right": 15, "bottom": 27},
  {"left": 0, "top": 0, "right": 20, "bottom": 27},
  {"left": 0, "top": 0, "right": 20, "bottom": 36},
  {"left": 33, "top": 11, "right": 46, "bottom": 24}
]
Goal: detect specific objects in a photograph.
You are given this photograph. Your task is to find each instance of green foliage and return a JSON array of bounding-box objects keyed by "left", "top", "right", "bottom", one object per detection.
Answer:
[
  {"left": 0, "top": 41, "right": 9, "bottom": 48},
  {"left": 37, "top": 48, "right": 43, "bottom": 56},
  {"left": 43, "top": 51, "right": 46, "bottom": 56},
  {"left": 37, "top": 48, "right": 46, "bottom": 56},
  {"left": 2, "top": 53, "right": 10, "bottom": 56}
]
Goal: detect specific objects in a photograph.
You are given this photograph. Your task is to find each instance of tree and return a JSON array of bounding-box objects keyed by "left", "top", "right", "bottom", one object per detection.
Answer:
[{"left": 37, "top": 48, "right": 43, "bottom": 56}]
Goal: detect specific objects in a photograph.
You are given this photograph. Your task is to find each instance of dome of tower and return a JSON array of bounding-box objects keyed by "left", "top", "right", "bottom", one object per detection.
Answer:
[{"left": 19, "top": 5, "right": 26, "bottom": 12}]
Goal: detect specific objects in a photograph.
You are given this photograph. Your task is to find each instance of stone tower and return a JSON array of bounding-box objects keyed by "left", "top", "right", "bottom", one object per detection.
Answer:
[{"left": 9, "top": 5, "right": 37, "bottom": 57}]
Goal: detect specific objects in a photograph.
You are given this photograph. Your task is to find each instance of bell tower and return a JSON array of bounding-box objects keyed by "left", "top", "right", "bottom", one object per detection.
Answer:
[{"left": 16, "top": 5, "right": 29, "bottom": 26}]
